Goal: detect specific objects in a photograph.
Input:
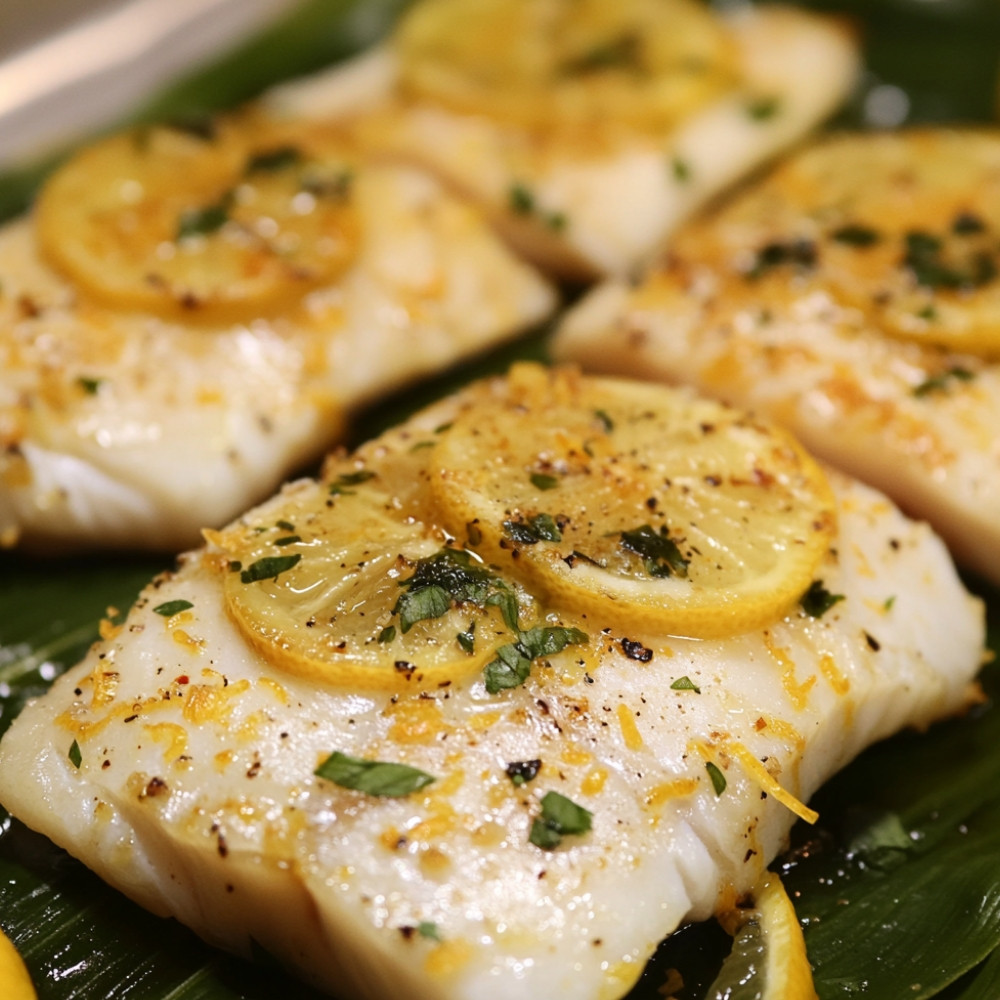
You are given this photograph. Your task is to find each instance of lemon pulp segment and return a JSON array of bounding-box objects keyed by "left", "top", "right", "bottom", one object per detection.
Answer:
[
  {"left": 428, "top": 365, "right": 836, "bottom": 639},
  {"left": 35, "top": 117, "right": 359, "bottom": 321},
  {"left": 0, "top": 926, "right": 36, "bottom": 1000},
  {"left": 394, "top": 0, "right": 738, "bottom": 131}
]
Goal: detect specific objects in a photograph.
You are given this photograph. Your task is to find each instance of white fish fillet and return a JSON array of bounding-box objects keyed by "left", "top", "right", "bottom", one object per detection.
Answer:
[
  {"left": 0, "top": 164, "right": 555, "bottom": 552},
  {"left": 264, "top": 5, "right": 858, "bottom": 280},
  {"left": 0, "top": 378, "right": 984, "bottom": 1000},
  {"left": 554, "top": 130, "right": 1000, "bottom": 585}
]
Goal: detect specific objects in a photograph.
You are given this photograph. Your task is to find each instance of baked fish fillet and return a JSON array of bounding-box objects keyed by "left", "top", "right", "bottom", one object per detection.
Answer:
[
  {"left": 0, "top": 118, "right": 555, "bottom": 553},
  {"left": 265, "top": 1, "right": 858, "bottom": 281},
  {"left": 555, "top": 129, "right": 1000, "bottom": 585},
  {"left": 0, "top": 367, "right": 983, "bottom": 1000}
]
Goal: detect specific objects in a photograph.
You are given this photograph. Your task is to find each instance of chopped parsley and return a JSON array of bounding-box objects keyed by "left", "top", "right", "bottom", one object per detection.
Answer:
[
  {"left": 706, "top": 761, "right": 727, "bottom": 795},
  {"left": 746, "top": 239, "right": 817, "bottom": 279},
  {"left": 746, "top": 96, "right": 781, "bottom": 121},
  {"left": 903, "top": 229, "right": 998, "bottom": 289},
  {"left": 152, "top": 599, "right": 194, "bottom": 617},
  {"left": 177, "top": 192, "right": 233, "bottom": 240},
  {"left": 560, "top": 33, "right": 640, "bottom": 75},
  {"left": 507, "top": 182, "right": 567, "bottom": 231},
  {"left": 671, "top": 157, "right": 692, "bottom": 183},
  {"left": 620, "top": 525, "right": 688, "bottom": 578},
  {"left": 274, "top": 535, "right": 301, "bottom": 546},
  {"left": 456, "top": 621, "right": 476, "bottom": 653},
  {"left": 417, "top": 921, "right": 441, "bottom": 941},
  {"left": 529, "top": 791, "right": 593, "bottom": 849},
  {"left": 800, "top": 579, "right": 845, "bottom": 618},
  {"left": 952, "top": 211, "right": 986, "bottom": 235},
  {"left": 530, "top": 472, "right": 560, "bottom": 491},
  {"left": 670, "top": 675, "right": 701, "bottom": 694},
  {"left": 245, "top": 145, "right": 302, "bottom": 174},
  {"left": 240, "top": 554, "right": 301, "bottom": 584},
  {"left": 328, "top": 469, "right": 376, "bottom": 495},
  {"left": 378, "top": 625, "right": 396, "bottom": 644},
  {"left": 503, "top": 513, "right": 563, "bottom": 544},
  {"left": 314, "top": 751, "right": 435, "bottom": 797},
  {"left": 276, "top": 519, "right": 295, "bottom": 531},
  {"left": 912, "top": 366, "right": 974, "bottom": 398},
  {"left": 506, "top": 759, "right": 542, "bottom": 786},
  {"left": 77, "top": 376, "right": 103, "bottom": 395},
  {"left": 593, "top": 408, "right": 615, "bottom": 432},
  {"left": 394, "top": 549, "right": 520, "bottom": 634},
  {"left": 483, "top": 626, "right": 588, "bottom": 694},
  {"left": 830, "top": 224, "right": 880, "bottom": 247},
  {"left": 68, "top": 740, "right": 82, "bottom": 769}
]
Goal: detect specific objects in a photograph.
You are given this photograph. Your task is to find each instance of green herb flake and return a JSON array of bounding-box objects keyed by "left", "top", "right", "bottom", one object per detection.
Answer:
[
  {"left": 276, "top": 519, "right": 295, "bottom": 531},
  {"left": 245, "top": 144, "right": 302, "bottom": 174},
  {"left": 530, "top": 472, "right": 560, "bottom": 491},
  {"left": 593, "top": 408, "right": 615, "bottom": 432},
  {"left": 913, "top": 366, "right": 975, "bottom": 398},
  {"left": 620, "top": 525, "right": 689, "bottom": 578},
  {"left": 456, "top": 621, "right": 476, "bottom": 654},
  {"left": 394, "top": 549, "right": 520, "bottom": 634},
  {"left": 884, "top": 595, "right": 897, "bottom": 611},
  {"left": 240, "top": 554, "right": 301, "bottom": 584},
  {"left": 706, "top": 761, "right": 727, "bottom": 796},
  {"left": 529, "top": 790, "right": 593, "bottom": 849},
  {"left": 509, "top": 182, "right": 535, "bottom": 216},
  {"left": 670, "top": 675, "right": 701, "bottom": 694},
  {"left": 68, "top": 739, "right": 82, "bottom": 769},
  {"left": 77, "top": 376, "right": 103, "bottom": 395},
  {"left": 228, "top": 560, "right": 242, "bottom": 573},
  {"left": 378, "top": 625, "right": 396, "bottom": 644},
  {"left": 746, "top": 96, "right": 781, "bottom": 121},
  {"left": 903, "top": 229, "right": 998, "bottom": 289},
  {"left": 747, "top": 239, "right": 817, "bottom": 280},
  {"left": 952, "top": 212, "right": 986, "bottom": 235},
  {"left": 273, "top": 535, "right": 301, "bottom": 547},
  {"left": 484, "top": 626, "right": 587, "bottom": 694},
  {"left": 830, "top": 224, "right": 881, "bottom": 247},
  {"left": 153, "top": 599, "right": 194, "bottom": 617},
  {"left": 314, "top": 750, "right": 435, "bottom": 797},
  {"left": 506, "top": 758, "right": 542, "bottom": 786},
  {"left": 916, "top": 304, "right": 938, "bottom": 321},
  {"left": 328, "top": 469, "right": 376, "bottom": 495},
  {"left": 800, "top": 579, "right": 845, "bottom": 618},
  {"left": 177, "top": 192, "right": 233, "bottom": 240},
  {"left": 671, "top": 157, "right": 691, "bottom": 183},
  {"left": 503, "top": 513, "right": 563, "bottom": 544},
  {"left": 417, "top": 921, "right": 442, "bottom": 942},
  {"left": 561, "top": 33, "right": 640, "bottom": 75}
]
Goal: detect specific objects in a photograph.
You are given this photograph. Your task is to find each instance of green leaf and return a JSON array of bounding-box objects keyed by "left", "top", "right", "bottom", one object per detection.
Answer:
[
  {"left": 314, "top": 751, "right": 435, "bottom": 797},
  {"left": 503, "top": 513, "right": 562, "bottom": 543},
  {"left": 799, "top": 579, "right": 845, "bottom": 618},
  {"left": 152, "top": 599, "right": 194, "bottom": 616},
  {"left": 483, "top": 627, "right": 587, "bottom": 694},
  {"left": 530, "top": 472, "right": 559, "bottom": 491},
  {"left": 529, "top": 791, "right": 592, "bottom": 849},
  {"left": 239, "top": 554, "right": 301, "bottom": 584},
  {"left": 619, "top": 525, "right": 689, "bottom": 578},
  {"left": 706, "top": 761, "right": 727, "bottom": 796}
]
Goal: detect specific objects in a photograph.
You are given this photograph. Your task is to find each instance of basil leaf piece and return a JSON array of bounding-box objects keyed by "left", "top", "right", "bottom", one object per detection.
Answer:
[
  {"left": 240, "top": 554, "right": 301, "bottom": 584},
  {"left": 620, "top": 524, "right": 689, "bottom": 578},
  {"left": 417, "top": 921, "right": 441, "bottom": 941},
  {"left": 314, "top": 751, "right": 435, "bottom": 797},
  {"left": 529, "top": 791, "right": 593, "bottom": 849},
  {"left": 68, "top": 740, "right": 82, "bottom": 769},
  {"left": 913, "top": 366, "right": 975, "bottom": 398},
  {"left": 483, "top": 626, "right": 588, "bottom": 694},
  {"left": 830, "top": 223, "right": 881, "bottom": 247},
  {"left": 378, "top": 625, "right": 396, "bottom": 644},
  {"left": 152, "top": 599, "right": 193, "bottom": 617},
  {"left": 395, "top": 584, "right": 451, "bottom": 633},
  {"left": 670, "top": 675, "right": 701, "bottom": 694},
  {"left": 328, "top": 469, "right": 376, "bottom": 495},
  {"left": 530, "top": 472, "right": 559, "bottom": 491},
  {"left": 245, "top": 144, "right": 301, "bottom": 174},
  {"left": 800, "top": 580, "right": 845, "bottom": 618},
  {"left": 177, "top": 192, "right": 233, "bottom": 239},
  {"left": 456, "top": 621, "right": 475, "bottom": 653}
]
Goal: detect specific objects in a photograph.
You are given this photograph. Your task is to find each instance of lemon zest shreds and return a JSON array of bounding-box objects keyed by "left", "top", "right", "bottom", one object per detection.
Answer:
[
  {"left": 0, "top": 926, "right": 37, "bottom": 1000},
  {"left": 727, "top": 741, "right": 818, "bottom": 825}
]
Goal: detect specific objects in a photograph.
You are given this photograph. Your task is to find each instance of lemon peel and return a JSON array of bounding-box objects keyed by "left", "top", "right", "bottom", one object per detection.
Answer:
[
  {"left": 429, "top": 364, "right": 836, "bottom": 640},
  {"left": 0, "top": 926, "right": 36, "bottom": 1000}
]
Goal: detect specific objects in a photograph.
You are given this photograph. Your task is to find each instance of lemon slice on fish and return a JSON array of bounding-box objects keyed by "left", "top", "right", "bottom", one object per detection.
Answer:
[
  {"left": 395, "top": 0, "right": 737, "bottom": 130},
  {"left": 36, "top": 119, "right": 359, "bottom": 321},
  {"left": 428, "top": 364, "right": 835, "bottom": 639},
  {"left": 713, "top": 873, "right": 818, "bottom": 1000},
  {"left": 0, "top": 927, "right": 36, "bottom": 1000},
  {"left": 212, "top": 451, "right": 527, "bottom": 692}
]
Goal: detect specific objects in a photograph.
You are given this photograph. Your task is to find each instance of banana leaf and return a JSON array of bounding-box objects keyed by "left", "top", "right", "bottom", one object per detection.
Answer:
[{"left": 2, "top": 1, "right": 1000, "bottom": 998}]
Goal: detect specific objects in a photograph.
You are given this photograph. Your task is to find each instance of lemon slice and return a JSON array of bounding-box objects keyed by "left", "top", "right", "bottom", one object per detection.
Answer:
[
  {"left": 428, "top": 364, "right": 835, "bottom": 639},
  {"left": 212, "top": 452, "right": 527, "bottom": 691},
  {"left": 0, "top": 927, "right": 36, "bottom": 1000},
  {"left": 713, "top": 872, "right": 818, "bottom": 1000},
  {"left": 35, "top": 119, "right": 359, "bottom": 321},
  {"left": 394, "top": 0, "right": 737, "bottom": 131}
]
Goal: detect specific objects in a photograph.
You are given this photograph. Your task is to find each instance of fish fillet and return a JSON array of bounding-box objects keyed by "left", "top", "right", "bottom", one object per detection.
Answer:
[
  {"left": 264, "top": 4, "right": 858, "bottom": 280},
  {"left": 0, "top": 151, "right": 555, "bottom": 553},
  {"left": 554, "top": 129, "right": 1000, "bottom": 585},
  {"left": 0, "top": 368, "right": 984, "bottom": 1000}
]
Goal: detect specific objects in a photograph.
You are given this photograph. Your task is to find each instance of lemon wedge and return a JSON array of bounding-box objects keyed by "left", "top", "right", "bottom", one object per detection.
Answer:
[
  {"left": 428, "top": 365, "right": 835, "bottom": 639},
  {"left": 712, "top": 872, "right": 818, "bottom": 1000},
  {"left": 212, "top": 443, "right": 530, "bottom": 691},
  {"left": 394, "top": 0, "right": 737, "bottom": 131},
  {"left": 0, "top": 926, "right": 36, "bottom": 1000},
  {"left": 35, "top": 118, "right": 359, "bottom": 321}
]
